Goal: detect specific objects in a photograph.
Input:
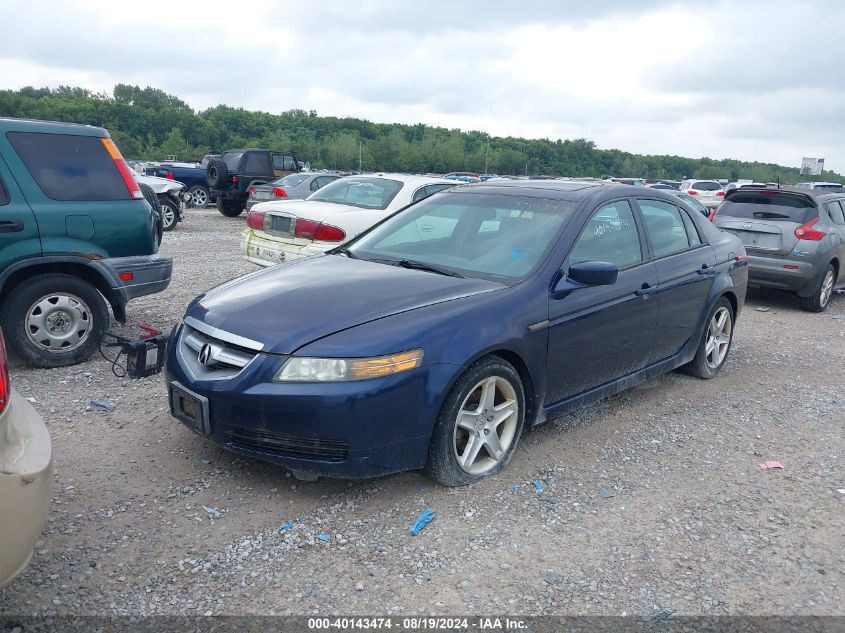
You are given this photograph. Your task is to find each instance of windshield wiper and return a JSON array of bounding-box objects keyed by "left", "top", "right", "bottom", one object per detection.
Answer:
[
  {"left": 395, "top": 259, "right": 464, "bottom": 278},
  {"left": 331, "top": 246, "right": 358, "bottom": 259}
]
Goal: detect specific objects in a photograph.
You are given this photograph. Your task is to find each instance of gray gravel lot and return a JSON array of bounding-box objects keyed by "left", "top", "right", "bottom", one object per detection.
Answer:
[{"left": 1, "top": 207, "right": 843, "bottom": 617}]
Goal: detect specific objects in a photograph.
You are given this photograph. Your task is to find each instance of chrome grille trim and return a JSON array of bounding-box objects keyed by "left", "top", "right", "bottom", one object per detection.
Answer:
[{"left": 183, "top": 316, "right": 264, "bottom": 351}]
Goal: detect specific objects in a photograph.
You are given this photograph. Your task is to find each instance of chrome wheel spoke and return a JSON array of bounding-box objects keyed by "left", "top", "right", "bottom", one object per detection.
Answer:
[
  {"left": 485, "top": 432, "right": 505, "bottom": 462},
  {"left": 459, "top": 434, "right": 485, "bottom": 469},
  {"left": 492, "top": 399, "right": 518, "bottom": 427},
  {"left": 479, "top": 377, "right": 497, "bottom": 412},
  {"left": 457, "top": 411, "right": 478, "bottom": 432}
]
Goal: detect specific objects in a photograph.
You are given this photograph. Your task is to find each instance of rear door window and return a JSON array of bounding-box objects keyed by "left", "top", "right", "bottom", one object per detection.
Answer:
[
  {"left": 638, "top": 199, "right": 692, "bottom": 258},
  {"left": 7, "top": 132, "right": 128, "bottom": 201},
  {"left": 827, "top": 200, "right": 845, "bottom": 225},
  {"left": 719, "top": 192, "right": 816, "bottom": 224},
  {"left": 679, "top": 207, "right": 702, "bottom": 245},
  {"left": 0, "top": 176, "right": 8, "bottom": 205}
]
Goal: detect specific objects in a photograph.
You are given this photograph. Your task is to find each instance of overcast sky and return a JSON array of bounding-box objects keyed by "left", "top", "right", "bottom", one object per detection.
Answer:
[{"left": 1, "top": 0, "right": 842, "bottom": 171}]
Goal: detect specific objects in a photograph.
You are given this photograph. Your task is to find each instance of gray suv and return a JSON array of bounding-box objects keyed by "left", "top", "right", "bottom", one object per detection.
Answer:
[{"left": 713, "top": 187, "right": 845, "bottom": 311}]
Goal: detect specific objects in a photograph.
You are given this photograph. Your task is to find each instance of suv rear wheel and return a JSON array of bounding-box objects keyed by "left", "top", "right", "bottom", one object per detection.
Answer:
[
  {"left": 206, "top": 159, "right": 230, "bottom": 190},
  {"left": 0, "top": 274, "right": 109, "bottom": 368},
  {"left": 799, "top": 264, "right": 835, "bottom": 312},
  {"left": 217, "top": 197, "right": 244, "bottom": 217}
]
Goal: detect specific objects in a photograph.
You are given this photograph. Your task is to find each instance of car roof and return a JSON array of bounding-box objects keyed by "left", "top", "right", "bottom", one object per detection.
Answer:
[
  {"left": 348, "top": 173, "right": 457, "bottom": 185},
  {"left": 447, "top": 179, "right": 633, "bottom": 202},
  {"left": 0, "top": 116, "right": 107, "bottom": 137}
]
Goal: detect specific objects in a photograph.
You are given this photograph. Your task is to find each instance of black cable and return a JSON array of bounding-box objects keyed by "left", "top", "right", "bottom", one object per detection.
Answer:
[{"left": 99, "top": 338, "right": 127, "bottom": 378}]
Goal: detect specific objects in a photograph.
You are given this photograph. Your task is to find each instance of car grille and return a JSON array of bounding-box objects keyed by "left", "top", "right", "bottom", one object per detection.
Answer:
[
  {"left": 177, "top": 323, "right": 261, "bottom": 380},
  {"left": 230, "top": 427, "right": 349, "bottom": 462}
]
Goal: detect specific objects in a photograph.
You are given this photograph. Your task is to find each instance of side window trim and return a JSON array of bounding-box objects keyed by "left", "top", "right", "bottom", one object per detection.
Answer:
[{"left": 0, "top": 174, "right": 8, "bottom": 205}]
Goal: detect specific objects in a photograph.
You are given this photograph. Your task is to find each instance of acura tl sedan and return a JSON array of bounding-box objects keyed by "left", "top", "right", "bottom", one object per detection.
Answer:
[{"left": 167, "top": 181, "right": 748, "bottom": 486}]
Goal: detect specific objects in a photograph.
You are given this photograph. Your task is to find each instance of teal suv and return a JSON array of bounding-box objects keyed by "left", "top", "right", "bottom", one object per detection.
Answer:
[{"left": 0, "top": 118, "right": 172, "bottom": 367}]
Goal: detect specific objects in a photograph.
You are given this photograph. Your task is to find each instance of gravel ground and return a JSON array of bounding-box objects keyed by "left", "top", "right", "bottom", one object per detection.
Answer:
[{"left": 1, "top": 206, "right": 844, "bottom": 617}]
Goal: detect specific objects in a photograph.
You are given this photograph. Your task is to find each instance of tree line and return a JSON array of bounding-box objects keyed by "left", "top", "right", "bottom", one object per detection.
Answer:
[{"left": 0, "top": 84, "right": 837, "bottom": 183}]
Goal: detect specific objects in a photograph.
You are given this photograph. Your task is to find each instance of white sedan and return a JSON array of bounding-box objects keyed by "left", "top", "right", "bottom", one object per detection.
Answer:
[{"left": 241, "top": 174, "right": 458, "bottom": 267}]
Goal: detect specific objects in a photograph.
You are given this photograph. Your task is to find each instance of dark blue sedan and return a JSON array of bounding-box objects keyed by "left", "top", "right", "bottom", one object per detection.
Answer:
[{"left": 166, "top": 181, "right": 748, "bottom": 486}]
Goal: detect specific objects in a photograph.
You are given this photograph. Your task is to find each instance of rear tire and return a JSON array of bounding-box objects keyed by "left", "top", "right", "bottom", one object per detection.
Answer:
[
  {"left": 217, "top": 197, "right": 244, "bottom": 217},
  {"left": 138, "top": 182, "right": 163, "bottom": 245},
  {"left": 0, "top": 274, "right": 109, "bottom": 368},
  {"left": 425, "top": 356, "right": 526, "bottom": 486},
  {"left": 188, "top": 185, "right": 210, "bottom": 208},
  {"left": 682, "top": 297, "right": 734, "bottom": 379},
  {"left": 799, "top": 264, "right": 835, "bottom": 312}
]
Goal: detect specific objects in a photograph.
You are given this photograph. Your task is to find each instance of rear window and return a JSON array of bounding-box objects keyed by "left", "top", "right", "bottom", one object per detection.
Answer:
[
  {"left": 274, "top": 174, "right": 308, "bottom": 187},
  {"left": 222, "top": 152, "right": 244, "bottom": 172},
  {"left": 308, "top": 177, "right": 403, "bottom": 210},
  {"left": 719, "top": 192, "right": 816, "bottom": 224},
  {"left": 243, "top": 152, "right": 270, "bottom": 174},
  {"left": 692, "top": 181, "right": 721, "bottom": 191},
  {"left": 7, "top": 132, "right": 128, "bottom": 201}
]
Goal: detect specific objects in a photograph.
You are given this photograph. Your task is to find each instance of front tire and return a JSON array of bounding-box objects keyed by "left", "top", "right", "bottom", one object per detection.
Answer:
[
  {"left": 0, "top": 274, "right": 109, "bottom": 368},
  {"left": 799, "top": 264, "right": 835, "bottom": 312},
  {"left": 159, "top": 198, "right": 178, "bottom": 231},
  {"left": 425, "top": 356, "right": 526, "bottom": 486},
  {"left": 217, "top": 197, "right": 244, "bottom": 217},
  {"left": 683, "top": 297, "right": 734, "bottom": 379}
]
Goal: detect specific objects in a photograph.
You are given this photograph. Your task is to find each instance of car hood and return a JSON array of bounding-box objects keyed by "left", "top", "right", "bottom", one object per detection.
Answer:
[{"left": 190, "top": 255, "right": 503, "bottom": 354}]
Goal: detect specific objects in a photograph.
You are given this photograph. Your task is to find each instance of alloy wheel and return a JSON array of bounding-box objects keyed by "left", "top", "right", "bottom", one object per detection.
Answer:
[
  {"left": 26, "top": 293, "right": 93, "bottom": 352},
  {"left": 453, "top": 375, "right": 519, "bottom": 475},
  {"left": 704, "top": 306, "right": 732, "bottom": 369},
  {"left": 820, "top": 269, "right": 834, "bottom": 308},
  {"left": 191, "top": 188, "right": 208, "bottom": 207},
  {"left": 161, "top": 205, "right": 176, "bottom": 229}
]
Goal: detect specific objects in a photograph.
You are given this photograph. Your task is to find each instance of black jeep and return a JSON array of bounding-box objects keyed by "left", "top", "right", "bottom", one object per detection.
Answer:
[{"left": 206, "top": 149, "right": 301, "bottom": 217}]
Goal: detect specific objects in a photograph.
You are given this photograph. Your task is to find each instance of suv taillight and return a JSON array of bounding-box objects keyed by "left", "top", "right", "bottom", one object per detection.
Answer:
[
  {"left": 687, "top": 190, "right": 698, "bottom": 196},
  {"left": 0, "top": 330, "right": 10, "bottom": 415},
  {"left": 248, "top": 185, "right": 255, "bottom": 195},
  {"left": 795, "top": 216, "right": 826, "bottom": 241},
  {"left": 101, "top": 138, "right": 143, "bottom": 199},
  {"left": 294, "top": 219, "right": 346, "bottom": 242},
  {"left": 165, "top": 171, "right": 175, "bottom": 180},
  {"left": 272, "top": 187, "right": 288, "bottom": 198},
  {"left": 717, "top": 191, "right": 725, "bottom": 197}
]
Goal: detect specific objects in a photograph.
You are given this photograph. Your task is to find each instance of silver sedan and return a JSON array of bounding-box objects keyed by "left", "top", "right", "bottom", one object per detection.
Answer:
[{"left": 246, "top": 173, "right": 341, "bottom": 210}]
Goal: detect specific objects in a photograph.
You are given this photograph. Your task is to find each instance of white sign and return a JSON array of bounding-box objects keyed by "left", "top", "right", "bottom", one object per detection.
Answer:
[{"left": 801, "top": 157, "right": 824, "bottom": 176}]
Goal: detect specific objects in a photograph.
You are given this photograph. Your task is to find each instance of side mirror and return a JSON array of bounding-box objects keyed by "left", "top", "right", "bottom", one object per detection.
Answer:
[{"left": 567, "top": 261, "right": 619, "bottom": 286}]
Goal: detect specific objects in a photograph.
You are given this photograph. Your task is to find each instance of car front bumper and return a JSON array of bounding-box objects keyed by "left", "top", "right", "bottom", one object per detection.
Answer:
[
  {"left": 165, "top": 326, "right": 457, "bottom": 478},
  {"left": 240, "top": 229, "right": 330, "bottom": 267},
  {"left": 0, "top": 390, "right": 52, "bottom": 588}
]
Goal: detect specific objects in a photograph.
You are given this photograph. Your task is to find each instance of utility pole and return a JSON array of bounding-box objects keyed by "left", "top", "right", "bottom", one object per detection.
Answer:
[
  {"left": 358, "top": 141, "right": 362, "bottom": 173},
  {"left": 484, "top": 134, "right": 490, "bottom": 174}
]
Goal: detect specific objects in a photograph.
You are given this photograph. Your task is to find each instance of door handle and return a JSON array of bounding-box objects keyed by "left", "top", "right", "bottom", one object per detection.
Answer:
[
  {"left": 697, "top": 264, "right": 717, "bottom": 277},
  {"left": 634, "top": 283, "right": 654, "bottom": 297},
  {"left": 0, "top": 219, "right": 23, "bottom": 233}
]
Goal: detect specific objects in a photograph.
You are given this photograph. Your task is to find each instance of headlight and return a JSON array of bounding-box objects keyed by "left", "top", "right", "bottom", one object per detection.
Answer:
[{"left": 274, "top": 349, "right": 423, "bottom": 382}]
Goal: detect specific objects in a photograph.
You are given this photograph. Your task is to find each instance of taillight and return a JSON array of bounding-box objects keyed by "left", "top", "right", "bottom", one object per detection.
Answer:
[
  {"left": 294, "top": 219, "right": 346, "bottom": 242},
  {"left": 735, "top": 254, "right": 748, "bottom": 263},
  {"left": 687, "top": 190, "right": 698, "bottom": 196},
  {"left": 272, "top": 187, "right": 288, "bottom": 198},
  {"left": 717, "top": 191, "right": 725, "bottom": 197},
  {"left": 0, "top": 330, "right": 9, "bottom": 415},
  {"left": 166, "top": 171, "right": 175, "bottom": 180},
  {"left": 232, "top": 176, "right": 238, "bottom": 183},
  {"left": 101, "top": 138, "right": 143, "bottom": 199},
  {"left": 248, "top": 185, "right": 255, "bottom": 195},
  {"left": 247, "top": 210, "right": 266, "bottom": 230},
  {"left": 794, "top": 216, "right": 825, "bottom": 241},
  {"left": 707, "top": 209, "right": 717, "bottom": 221}
]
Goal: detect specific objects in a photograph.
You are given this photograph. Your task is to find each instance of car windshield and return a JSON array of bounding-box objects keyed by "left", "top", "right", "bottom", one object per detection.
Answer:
[
  {"left": 222, "top": 152, "right": 244, "bottom": 172},
  {"left": 308, "top": 177, "right": 403, "bottom": 209},
  {"left": 346, "top": 192, "right": 574, "bottom": 282},
  {"left": 273, "top": 174, "right": 308, "bottom": 187},
  {"left": 719, "top": 192, "right": 816, "bottom": 223}
]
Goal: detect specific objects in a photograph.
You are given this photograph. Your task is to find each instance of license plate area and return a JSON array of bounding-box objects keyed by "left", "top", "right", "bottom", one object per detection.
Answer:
[
  {"left": 169, "top": 382, "right": 210, "bottom": 436},
  {"left": 271, "top": 215, "right": 293, "bottom": 234}
]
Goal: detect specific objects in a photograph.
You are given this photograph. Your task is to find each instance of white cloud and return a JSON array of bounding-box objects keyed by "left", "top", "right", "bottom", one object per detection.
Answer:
[{"left": 0, "top": 0, "right": 842, "bottom": 172}]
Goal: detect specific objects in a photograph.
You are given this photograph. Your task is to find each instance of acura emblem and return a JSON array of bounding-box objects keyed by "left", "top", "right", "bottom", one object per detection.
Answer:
[{"left": 198, "top": 343, "right": 214, "bottom": 366}]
